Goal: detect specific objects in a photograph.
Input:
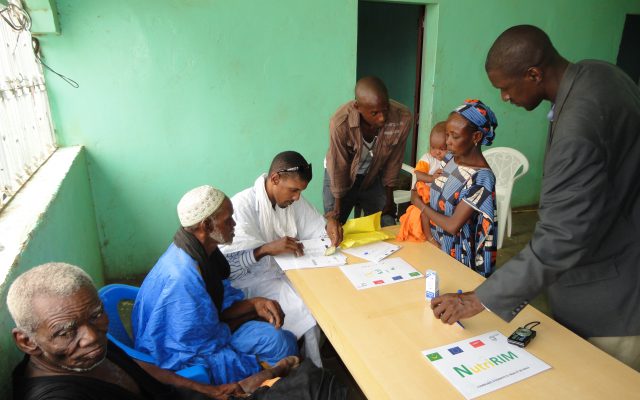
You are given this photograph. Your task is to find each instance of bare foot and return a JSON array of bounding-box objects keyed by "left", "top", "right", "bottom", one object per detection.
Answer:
[
  {"left": 237, "top": 356, "right": 300, "bottom": 394},
  {"left": 274, "top": 355, "right": 300, "bottom": 375}
]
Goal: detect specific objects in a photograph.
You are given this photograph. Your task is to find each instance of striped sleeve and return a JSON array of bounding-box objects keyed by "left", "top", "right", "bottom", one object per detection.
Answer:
[{"left": 225, "top": 249, "right": 257, "bottom": 281}]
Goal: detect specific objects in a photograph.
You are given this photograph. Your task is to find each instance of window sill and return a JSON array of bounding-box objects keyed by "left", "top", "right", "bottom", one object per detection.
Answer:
[{"left": 0, "top": 146, "right": 82, "bottom": 285}]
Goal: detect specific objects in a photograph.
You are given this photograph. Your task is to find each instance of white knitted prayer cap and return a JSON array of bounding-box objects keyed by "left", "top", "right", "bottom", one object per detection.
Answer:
[{"left": 177, "top": 185, "right": 226, "bottom": 227}]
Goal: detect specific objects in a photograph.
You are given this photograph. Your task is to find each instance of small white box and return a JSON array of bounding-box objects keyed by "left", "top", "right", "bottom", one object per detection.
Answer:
[{"left": 425, "top": 269, "right": 439, "bottom": 301}]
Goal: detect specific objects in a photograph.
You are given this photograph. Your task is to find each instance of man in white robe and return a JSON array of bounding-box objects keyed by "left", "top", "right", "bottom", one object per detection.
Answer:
[{"left": 221, "top": 151, "right": 342, "bottom": 367}]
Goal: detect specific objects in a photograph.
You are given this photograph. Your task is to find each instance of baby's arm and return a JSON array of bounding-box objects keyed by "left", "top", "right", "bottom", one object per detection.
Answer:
[{"left": 414, "top": 169, "right": 443, "bottom": 185}]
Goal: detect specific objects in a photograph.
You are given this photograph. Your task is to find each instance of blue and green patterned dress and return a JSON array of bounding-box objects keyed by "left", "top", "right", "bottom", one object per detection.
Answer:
[{"left": 429, "top": 153, "right": 497, "bottom": 276}]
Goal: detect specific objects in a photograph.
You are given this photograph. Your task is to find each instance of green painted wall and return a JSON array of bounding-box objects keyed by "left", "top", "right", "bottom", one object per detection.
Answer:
[
  {"left": 0, "top": 148, "right": 104, "bottom": 397},
  {"left": 23, "top": 0, "right": 61, "bottom": 34},
  {"left": 37, "top": 0, "right": 639, "bottom": 279},
  {"left": 40, "top": 0, "right": 357, "bottom": 279},
  {"left": 357, "top": 1, "right": 423, "bottom": 164}
]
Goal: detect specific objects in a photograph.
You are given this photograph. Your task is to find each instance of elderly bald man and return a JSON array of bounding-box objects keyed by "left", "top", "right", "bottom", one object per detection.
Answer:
[
  {"left": 323, "top": 76, "right": 412, "bottom": 226},
  {"left": 132, "top": 186, "right": 299, "bottom": 386},
  {"left": 7, "top": 262, "right": 299, "bottom": 400},
  {"left": 431, "top": 25, "right": 640, "bottom": 371}
]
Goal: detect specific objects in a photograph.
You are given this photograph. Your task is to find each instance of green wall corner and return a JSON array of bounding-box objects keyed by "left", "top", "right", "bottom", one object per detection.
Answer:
[
  {"left": 23, "top": 0, "right": 60, "bottom": 35},
  {"left": 0, "top": 148, "right": 103, "bottom": 398}
]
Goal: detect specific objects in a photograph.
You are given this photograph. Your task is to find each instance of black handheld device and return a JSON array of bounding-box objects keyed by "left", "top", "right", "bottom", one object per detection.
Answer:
[{"left": 507, "top": 321, "right": 540, "bottom": 348}]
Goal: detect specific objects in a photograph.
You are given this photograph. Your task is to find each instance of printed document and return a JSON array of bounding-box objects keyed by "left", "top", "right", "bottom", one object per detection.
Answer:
[
  {"left": 422, "top": 331, "right": 551, "bottom": 399},
  {"left": 274, "top": 236, "right": 347, "bottom": 270},
  {"left": 340, "top": 258, "right": 422, "bottom": 290},
  {"left": 341, "top": 241, "right": 400, "bottom": 262}
]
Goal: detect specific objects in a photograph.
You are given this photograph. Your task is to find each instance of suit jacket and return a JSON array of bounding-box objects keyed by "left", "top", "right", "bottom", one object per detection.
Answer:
[{"left": 476, "top": 60, "right": 640, "bottom": 337}]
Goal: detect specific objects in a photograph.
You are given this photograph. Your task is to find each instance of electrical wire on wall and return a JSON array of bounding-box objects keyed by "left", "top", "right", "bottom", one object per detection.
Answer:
[
  {"left": 0, "top": 2, "right": 78, "bottom": 88},
  {"left": 0, "top": 3, "right": 30, "bottom": 31},
  {"left": 32, "top": 37, "right": 79, "bottom": 88}
]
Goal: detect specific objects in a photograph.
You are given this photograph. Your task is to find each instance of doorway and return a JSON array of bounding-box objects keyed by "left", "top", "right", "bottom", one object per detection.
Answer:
[
  {"left": 617, "top": 14, "right": 640, "bottom": 86},
  {"left": 357, "top": 1, "right": 425, "bottom": 166}
]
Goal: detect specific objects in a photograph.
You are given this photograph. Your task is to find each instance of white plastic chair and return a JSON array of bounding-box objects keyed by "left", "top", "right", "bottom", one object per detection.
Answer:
[
  {"left": 483, "top": 147, "right": 529, "bottom": 249},
  {"left": 393, "top": 163, "right": 416, "bottom": 216}
]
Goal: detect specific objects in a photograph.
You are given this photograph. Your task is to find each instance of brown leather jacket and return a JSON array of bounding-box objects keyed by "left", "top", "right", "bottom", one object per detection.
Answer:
[{"left": 325, "top": 99, "right": 412, "bottom": 198}]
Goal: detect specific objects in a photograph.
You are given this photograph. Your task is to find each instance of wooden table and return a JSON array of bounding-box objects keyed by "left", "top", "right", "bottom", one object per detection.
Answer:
[{"left": 286, "top": 228, "right": 640, "bottom": 399}]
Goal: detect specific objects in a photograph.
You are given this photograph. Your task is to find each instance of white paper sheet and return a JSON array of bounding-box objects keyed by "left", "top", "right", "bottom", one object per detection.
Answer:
[
  {"left": 422, "top": 331, "right": 551, "bottom": 399},
  {"left": 274, "top": 236, "right": 347, "bottom": 270},
  {"left": 340, "top": 241, "right": 400, "bottom": 262},
  {"left": 339, "top": 258, "right": 422, "bottom": 290}
]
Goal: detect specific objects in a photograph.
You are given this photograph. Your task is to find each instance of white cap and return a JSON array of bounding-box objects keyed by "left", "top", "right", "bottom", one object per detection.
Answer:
[{"left": 177, "top": 185, "right": 226, "bottom": 227}]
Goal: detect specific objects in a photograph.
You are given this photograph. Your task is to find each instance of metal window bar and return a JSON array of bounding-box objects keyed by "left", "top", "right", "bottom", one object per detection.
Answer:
[{"left": 0, "top": 2, "right": 56, "bottom": 208}]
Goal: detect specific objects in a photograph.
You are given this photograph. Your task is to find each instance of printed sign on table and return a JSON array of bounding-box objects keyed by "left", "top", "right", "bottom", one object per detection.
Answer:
[
  {"left": 339, "top": 257, "right": 422, "bottom": 290},
  {"left": 340, "top": 241, "right": 400, "bottom": 262},
  {"left": 422, "top": 331, "right": 551, "bottom": 399}
]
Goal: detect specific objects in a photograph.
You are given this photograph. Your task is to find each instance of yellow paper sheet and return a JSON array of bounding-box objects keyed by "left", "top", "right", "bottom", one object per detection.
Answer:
[{"left": 340, "top": 212, "right": 392, "bottom": 249}]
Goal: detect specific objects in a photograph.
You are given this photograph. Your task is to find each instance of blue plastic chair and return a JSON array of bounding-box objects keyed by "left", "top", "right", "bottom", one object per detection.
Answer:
[{"left": 98, "top": 283, "right": 210, "bottom": 384}]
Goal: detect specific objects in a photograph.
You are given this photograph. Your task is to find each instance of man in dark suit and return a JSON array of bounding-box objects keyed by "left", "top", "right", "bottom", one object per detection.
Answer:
[{"left": 431, "top": 25, "right": 640, "bottom": 371}]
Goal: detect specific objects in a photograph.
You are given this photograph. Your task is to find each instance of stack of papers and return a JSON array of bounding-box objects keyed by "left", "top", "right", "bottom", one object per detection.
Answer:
[{"left": 274, "top": 237, "right": 347, "bottom": 271}]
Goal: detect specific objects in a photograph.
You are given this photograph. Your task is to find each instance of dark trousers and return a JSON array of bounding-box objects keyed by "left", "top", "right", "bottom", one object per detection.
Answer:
[{"left": 323, "top": 169, "right": 393, "bottom": 226}]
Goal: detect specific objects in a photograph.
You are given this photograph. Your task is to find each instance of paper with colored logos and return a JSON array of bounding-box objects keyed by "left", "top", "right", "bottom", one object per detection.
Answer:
[
  {"left": 340, "top": 241, "right": 400, "bottom": 262},
  {"left": 339, "top": 257, "right": 422, "bottom": 290},
  {"left": 274, "top": 236, "right": 347, "bottom": 271},
  {"left": 421, "top": 331, "right": 551, "bottom": 399}
]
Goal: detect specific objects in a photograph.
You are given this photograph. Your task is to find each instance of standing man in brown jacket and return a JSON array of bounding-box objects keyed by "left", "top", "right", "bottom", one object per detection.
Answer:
[{"left": 323, "top": 76, "right": 412, "bottom": 226}]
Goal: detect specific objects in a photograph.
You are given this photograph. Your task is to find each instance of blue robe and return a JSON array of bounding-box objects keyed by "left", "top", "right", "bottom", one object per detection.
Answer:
[{"left": 132, "top": 243, "right": 298, "bottom": 384}]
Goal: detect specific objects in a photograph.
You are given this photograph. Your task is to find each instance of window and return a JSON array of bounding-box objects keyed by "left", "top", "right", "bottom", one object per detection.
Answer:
[{"left": 0, "top": 3, "right": 56, "bottom": 209}]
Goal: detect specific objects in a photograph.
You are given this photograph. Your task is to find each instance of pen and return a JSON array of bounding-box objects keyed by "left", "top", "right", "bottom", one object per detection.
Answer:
[{"left": 455, "top": 290, "right": 465, "bottom": 329}]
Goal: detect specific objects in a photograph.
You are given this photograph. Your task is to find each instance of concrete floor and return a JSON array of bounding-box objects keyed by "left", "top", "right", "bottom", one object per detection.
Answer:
[
  {"left": 495, "top": 208, "right": 550, "bottom": 316},
  {"left": 111, "top": 208, "right": 545, "bottom": 399}
]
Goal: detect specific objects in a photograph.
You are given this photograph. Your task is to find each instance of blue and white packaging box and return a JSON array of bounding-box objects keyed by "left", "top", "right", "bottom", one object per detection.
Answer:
[{"left": 425, "top": 269, "right": 439, "bottom": 301}]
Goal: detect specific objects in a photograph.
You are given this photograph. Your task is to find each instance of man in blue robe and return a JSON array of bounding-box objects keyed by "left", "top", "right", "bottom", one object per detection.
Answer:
[{"left": 132, "top": 185, "right": 298, "bottom": 385}]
